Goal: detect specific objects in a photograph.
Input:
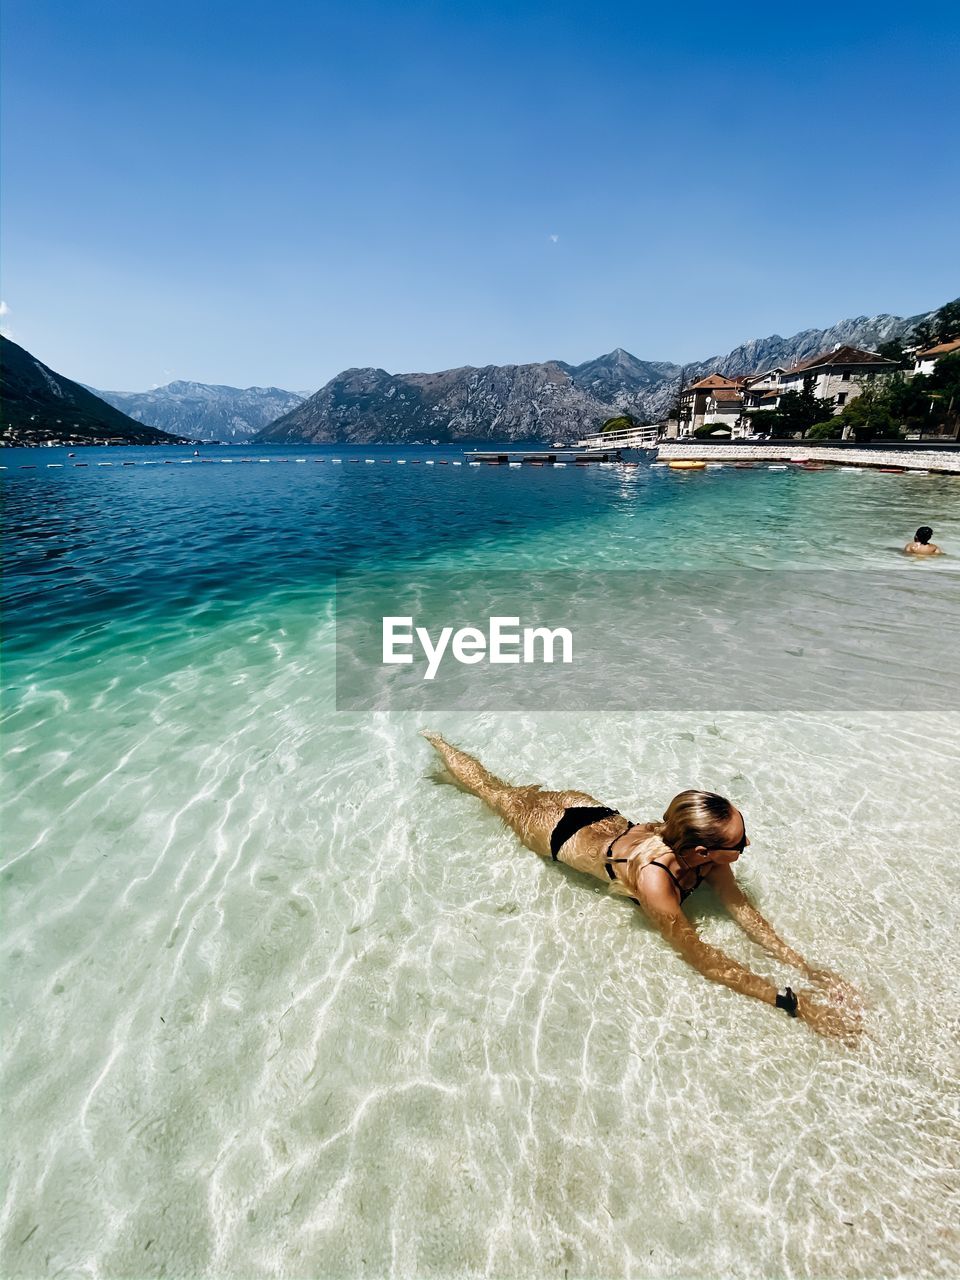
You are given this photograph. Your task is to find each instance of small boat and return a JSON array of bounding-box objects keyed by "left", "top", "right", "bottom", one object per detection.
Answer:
[
  {"left": 668, "top": 459, "right": 706, "bottom": 470},
  {"left": 878, "top": 467, "right": 905, "bottom": 473}
]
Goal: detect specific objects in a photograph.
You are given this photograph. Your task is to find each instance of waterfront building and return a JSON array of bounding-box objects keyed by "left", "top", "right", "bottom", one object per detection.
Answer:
[
  {"left": 775, "top": 345, "right": 900, "bottom": 409},
  {"left": 676, "top": 345, "right": 901, "bottom": 436},
  {"left": 913, "top": 337, "right": 960, "bottom": 376},
  {"left": 677, "top": 374, "right": 746, "bottom": 435}
]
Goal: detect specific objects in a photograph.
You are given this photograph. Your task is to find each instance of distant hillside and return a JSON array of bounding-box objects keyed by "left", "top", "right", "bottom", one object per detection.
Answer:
[
  {"left": 688, "top": 311, "right": 928, "bottom": 381},
  {"left": 0, "top": 337, "right": 189, "bottom": 447},
  {"left": 255, "top": 303, "right": 942, "bottom": 444},
  {"left": 255, "top": 360, "right": 624, "bottom": 444},
  {"left": 87, "top": 380, "right": 304, "bottom": 441}
]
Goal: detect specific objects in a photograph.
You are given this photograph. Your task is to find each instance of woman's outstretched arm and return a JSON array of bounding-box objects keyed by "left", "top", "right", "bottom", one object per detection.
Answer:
[
  {"left": 639, "top": 874, "right": 779, "bottom": 1005},
  {"left": 708, "top": 864, "right": 813, "bottom": 969},
  {"left": 707, "top": 865, "right": 857, "bottom": 999},
  {"left": 637, "top": 872, "right": 861, "bottom": 1041}
]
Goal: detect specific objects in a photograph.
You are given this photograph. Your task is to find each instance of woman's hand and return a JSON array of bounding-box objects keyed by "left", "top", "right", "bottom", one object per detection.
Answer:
[
  {"left": 804, "top": 966, "right": 862, "bottom": 1005},
  {"left": 795, "top": 989, "right": 863, "bottom": 1044}
]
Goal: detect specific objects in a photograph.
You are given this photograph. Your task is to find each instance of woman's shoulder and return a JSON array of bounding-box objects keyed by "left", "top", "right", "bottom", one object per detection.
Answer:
[{"left": 630, "top": 826, "right": 669, "bottom": 860}]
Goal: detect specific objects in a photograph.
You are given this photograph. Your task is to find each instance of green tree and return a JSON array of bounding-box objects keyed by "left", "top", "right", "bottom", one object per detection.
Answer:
[
  {"left": 807, "top": 419, "right": 842, "bottom": 440},
  {"left": 600, "top": 413, "right": 638, "bottom": 433},
  {"left": 757, "top": 377, "right": 833, "bottom": 437},
  {"left": 927, "top": 351, "right": 960, "bottom": 395},
  {"left": 911, "top": 298, "right": 960, "bottom": 349},
  {"left": 876, "top": 339, "right": 909, "bottom": 367},
  {"left": 920, "top": 353, "right": 960, "bottom": 435},
  {"left": 884, "top": 372, "right": 932, "bottom": 432},
  {"left": 831, "top": 381, "right": 901, "bottom": 440}
]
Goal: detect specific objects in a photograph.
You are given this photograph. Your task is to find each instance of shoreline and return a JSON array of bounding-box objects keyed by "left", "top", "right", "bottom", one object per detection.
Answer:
[{"left": 656, "top": 442, "right": 960, "bottom": 473}]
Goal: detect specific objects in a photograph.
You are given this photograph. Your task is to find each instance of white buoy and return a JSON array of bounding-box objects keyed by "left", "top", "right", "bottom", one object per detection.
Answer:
[
  {"left": 706, "top": 462, "right": 724, "bottom": 469},
  {"left": 768, "top": 464, "right": 788, "bottom": 471},
  {"left": 426, "top": 460, "right": 435, "bottom": 465}
]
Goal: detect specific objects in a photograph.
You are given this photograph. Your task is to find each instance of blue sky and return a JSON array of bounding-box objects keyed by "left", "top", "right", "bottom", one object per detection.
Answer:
[{"left": 2, "top": 0, "right": 958, "bottom": 392}]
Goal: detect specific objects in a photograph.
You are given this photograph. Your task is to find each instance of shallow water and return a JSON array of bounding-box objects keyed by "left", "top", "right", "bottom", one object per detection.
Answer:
[{"left": 3, "top": 444, "right": 960, "bottom": 1279}]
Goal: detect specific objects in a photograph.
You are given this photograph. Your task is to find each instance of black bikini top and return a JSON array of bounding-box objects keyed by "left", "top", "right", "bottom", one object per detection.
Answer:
[{"left": 605, "top": 826, "right": 707, "bottom": 903}]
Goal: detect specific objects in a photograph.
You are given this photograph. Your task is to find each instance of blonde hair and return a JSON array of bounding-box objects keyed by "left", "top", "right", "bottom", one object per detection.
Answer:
[
  {"left": 607, "top": 789, "right": 735, "bottom": 901},
  {"left": 660, "top": 789, "right": 736, "bottom": 854}
]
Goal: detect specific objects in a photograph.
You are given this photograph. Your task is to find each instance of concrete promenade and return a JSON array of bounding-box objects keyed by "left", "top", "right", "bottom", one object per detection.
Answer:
[{"left": 656, "top": 442, "right": 960, "bottom": 474}]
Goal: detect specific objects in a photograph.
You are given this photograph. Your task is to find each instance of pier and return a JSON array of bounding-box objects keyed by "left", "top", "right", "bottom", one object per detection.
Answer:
[
  {"left": 463, "top": 447, "right": 627, "bottom": 464},
  {"left": 576, "top": 424, "right": 660, "bottom": 449}
]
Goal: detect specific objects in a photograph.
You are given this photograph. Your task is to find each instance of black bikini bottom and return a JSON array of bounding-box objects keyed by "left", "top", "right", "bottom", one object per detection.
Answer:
[{"left": 549, "top": 805, "right": 620, "bottom": 860}]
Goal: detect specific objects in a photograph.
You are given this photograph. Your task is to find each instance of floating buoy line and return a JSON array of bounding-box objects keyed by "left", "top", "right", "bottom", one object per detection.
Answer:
[{"left": 0, "top": 455, "right": 954, "bottom": 476}]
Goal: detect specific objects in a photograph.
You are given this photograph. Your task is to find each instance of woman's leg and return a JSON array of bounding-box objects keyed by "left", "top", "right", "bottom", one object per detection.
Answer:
[{"left": 420, "top": 730, "right": 602, "bottom": 859}]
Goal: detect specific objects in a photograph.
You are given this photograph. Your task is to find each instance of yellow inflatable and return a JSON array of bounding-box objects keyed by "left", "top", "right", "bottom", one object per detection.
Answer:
[{"left": 667, "top": 459, "right": 707, "bottom": 470}]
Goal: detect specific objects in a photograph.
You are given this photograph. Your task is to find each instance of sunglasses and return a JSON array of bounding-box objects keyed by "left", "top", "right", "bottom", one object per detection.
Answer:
[{"left": 724, "top": 822, "right": 748, "bottom": 855}]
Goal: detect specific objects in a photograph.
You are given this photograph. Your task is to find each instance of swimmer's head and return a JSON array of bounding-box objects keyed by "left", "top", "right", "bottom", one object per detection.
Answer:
[
  {"left": 661, "top": 790, "right": 749, "bottom": 862},
  {"left": 915, "top": 526, "right": 933, "bottom": 544}
]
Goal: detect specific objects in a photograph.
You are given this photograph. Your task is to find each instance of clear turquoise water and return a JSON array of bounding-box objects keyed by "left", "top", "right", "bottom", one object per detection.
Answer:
[{"left": 3, "top": 443, "right": 960, "bottom": 1279}]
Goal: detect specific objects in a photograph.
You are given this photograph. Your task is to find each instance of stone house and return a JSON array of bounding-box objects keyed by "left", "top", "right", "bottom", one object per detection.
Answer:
[
  {"left": 678, "top": 374, "right": 746, "bottom": 435},
  {"left": 775, "top": 345, "right": 900, "bottom": 412}
]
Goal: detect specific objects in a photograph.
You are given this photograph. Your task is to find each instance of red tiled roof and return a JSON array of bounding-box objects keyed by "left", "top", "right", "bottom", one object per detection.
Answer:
[
  {"left": 683, "top": 373, "right": 741, "bottom": 391},
  {"left": 916, "top": 338, "right": 960, "bottom": 358},
  {"left": 784, "top": 345, "right": 899, "bottom": 374},
  {"left": 710, "top": 389, "right": 742, "bottom": 402}
]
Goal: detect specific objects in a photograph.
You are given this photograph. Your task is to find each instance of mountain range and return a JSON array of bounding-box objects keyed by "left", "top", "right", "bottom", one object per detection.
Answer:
[
  {"left": 256, "top": 306, "right": 937, "bottom": 444},
  {"left": 87, "top": 381, "right": 305, "bottom": 441},
  {"left": 1, "top": 301, "right": 944, "bottom": 447}
]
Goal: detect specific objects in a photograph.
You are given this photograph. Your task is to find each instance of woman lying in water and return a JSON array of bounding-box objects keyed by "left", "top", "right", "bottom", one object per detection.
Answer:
[{"left": 421, "top": 731, "right": 862, "bottom": 1042}]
